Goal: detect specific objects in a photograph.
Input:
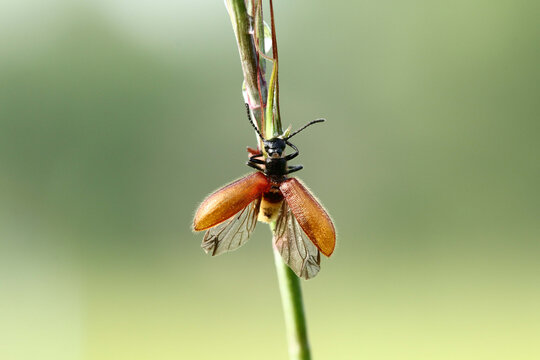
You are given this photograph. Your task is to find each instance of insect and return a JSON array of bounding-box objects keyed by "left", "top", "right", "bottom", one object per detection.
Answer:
[{"left": 193, "top": 104, "right": 336, "bottom": 279}]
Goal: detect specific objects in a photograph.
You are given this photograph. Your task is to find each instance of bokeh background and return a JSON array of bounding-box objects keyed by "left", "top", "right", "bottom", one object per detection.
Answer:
[{"left": 1, "top": 1, "right": 539, "bottom": 359}]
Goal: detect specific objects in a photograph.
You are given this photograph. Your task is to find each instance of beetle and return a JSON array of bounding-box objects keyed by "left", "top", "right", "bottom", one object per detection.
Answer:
[{"left": 193, "top": 104, "right": 336, "bottom": 279}]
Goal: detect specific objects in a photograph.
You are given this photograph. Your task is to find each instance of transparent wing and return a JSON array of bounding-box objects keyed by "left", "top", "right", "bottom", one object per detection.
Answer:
[
  {"left": 273, "top": 202, "right": 321, "bottom": 280},
  {"left": 201, "top": 198, "right": 261, "bottom": 256}
]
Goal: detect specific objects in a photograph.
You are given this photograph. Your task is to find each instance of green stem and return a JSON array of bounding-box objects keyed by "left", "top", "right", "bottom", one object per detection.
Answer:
[
  {"left": 273, "top": 244, "right": 312, "bottom": 360},
  {"left": 225, "top": 0, "right": 267, "bottom": 149},
  {"left": 225, "top": 0, "right": 261, "bottom": 107},
  {"left": 225, "top": 2, "right": 311, "bottom": 359},
  {"left": 265, "top": 60, "right": 282, "bottom": 137}
]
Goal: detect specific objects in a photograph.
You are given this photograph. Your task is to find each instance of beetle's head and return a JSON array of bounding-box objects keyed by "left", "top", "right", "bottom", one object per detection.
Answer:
[{"left": 264, "top": 138, "right": 287, "bottom": 158}]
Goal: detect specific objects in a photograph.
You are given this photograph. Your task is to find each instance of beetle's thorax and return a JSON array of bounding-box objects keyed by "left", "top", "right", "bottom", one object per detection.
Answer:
[
  {"left": 264, "top": 156, "right": 287, "bottom": 180},
  {"left": 263, "top": 137, "right": 288, "bottom": 180}
]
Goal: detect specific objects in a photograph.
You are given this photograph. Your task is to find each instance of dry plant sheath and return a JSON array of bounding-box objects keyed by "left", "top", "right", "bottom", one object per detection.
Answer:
[{"left": 193, "top": 1, "right": 335, "bottom": 359}]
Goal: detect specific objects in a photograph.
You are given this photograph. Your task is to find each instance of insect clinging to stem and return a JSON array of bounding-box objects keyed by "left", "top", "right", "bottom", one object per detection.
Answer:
[{"left": 193, "top": 104, "right": 336, "bottom": 279}]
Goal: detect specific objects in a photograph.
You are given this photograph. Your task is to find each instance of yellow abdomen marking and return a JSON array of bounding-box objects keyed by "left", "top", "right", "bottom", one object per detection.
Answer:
[{"left": 257, "top": 188, "right": 284, "bottom": 223}]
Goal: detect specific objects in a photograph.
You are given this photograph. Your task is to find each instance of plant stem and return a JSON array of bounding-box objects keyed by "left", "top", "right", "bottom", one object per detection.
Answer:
[
  {"left": 273, "top": 245, "right": 312, "bottom": 360},
  {"left": 225, "top": 0, "right": 261, "bottom": 106},
  {"left": 225, "top": 1, "right": 311, "bottom": 359}
]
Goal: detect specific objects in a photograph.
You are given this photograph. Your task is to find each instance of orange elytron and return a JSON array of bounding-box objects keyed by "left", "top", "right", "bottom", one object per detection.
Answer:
[{"left": 193, "top": 105, "right": 335, "bottom": 279}]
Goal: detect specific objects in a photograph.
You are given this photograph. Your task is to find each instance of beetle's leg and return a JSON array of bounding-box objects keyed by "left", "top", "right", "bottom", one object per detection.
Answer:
[
  {"left": 286, "top": 165, "right": 303, "bottom": 174},
  {"left": 249, "top": 154, "right": 265, "bottom": 164},
  {"left": 247, "top": 161, "right": 264, "bottom": 172},
  {"left": 284, "top": 140, "right": 299, "bottom": 161}
]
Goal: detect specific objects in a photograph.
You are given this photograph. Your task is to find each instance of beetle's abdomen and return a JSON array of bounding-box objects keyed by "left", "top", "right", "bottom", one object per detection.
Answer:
[{"left": 258, "top": 187, "right": 284, "bottom": 223}]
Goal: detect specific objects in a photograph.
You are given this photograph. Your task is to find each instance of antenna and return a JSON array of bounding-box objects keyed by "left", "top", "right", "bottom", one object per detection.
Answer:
[
  {"left": 285, "top": 119, "right": 325, "bottom": 140},
  {"left": 245, "top": 103, "right": 264, "bottom": 140}
]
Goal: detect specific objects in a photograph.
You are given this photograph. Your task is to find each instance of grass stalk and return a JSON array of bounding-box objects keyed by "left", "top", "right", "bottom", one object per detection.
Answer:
[
  {"left": 272, "top": 226, "right": 312, "bottom": 360},
  {"left": 225, "top": 1, "right": 312, "bottom": 359}
]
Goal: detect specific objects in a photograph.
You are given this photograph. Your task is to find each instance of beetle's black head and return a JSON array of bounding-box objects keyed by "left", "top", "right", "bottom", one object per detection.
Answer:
[
  {"left": 244, "top": 102, "right": 326, "bottom": 159},
  {"left": 264, "top": 138, "right": 287, "bottom": 158}
]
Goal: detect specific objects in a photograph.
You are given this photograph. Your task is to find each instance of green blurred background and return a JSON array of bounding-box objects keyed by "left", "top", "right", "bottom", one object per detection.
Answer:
[{"left": 1, "top": 1, "right": 539, "bottom": 359}]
